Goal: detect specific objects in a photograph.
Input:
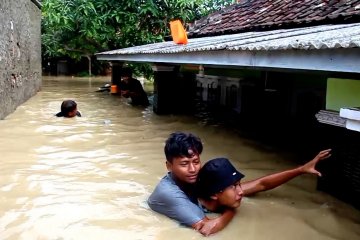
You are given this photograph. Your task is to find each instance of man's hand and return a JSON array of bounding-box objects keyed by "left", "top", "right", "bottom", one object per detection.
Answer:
[
  {"left": 121, "top": 90, "right": 130, "bottom": 98},
  {"left": 198, "top": 218, "right": 218, "bottom": 237},
  {"left": 300, "top": 149, "right": 332, "bottom": 177},
  {"left": 192, "top": 208, "right": 236, "bottom": 237},
  {"left": 193, "top": 217, "right": 219, "bottom": 237}
]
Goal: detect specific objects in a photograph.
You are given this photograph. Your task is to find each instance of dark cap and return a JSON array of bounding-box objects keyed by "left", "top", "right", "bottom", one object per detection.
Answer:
[{"left": 197, "top": 158, "right": 244, "bottom": 198}]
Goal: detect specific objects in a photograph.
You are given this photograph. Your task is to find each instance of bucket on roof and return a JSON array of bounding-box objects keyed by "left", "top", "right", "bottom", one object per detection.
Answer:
[{"left": 170, "top": 20, "right": 188, "bottom": 45}]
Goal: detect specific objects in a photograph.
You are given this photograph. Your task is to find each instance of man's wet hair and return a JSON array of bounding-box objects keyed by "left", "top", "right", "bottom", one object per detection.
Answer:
[
  {"left": 60, "top": 100, "right": 77, "bottom": 117},
  {"left": 164, "top": 132, "right": 203, "bottom": 162},
  {"left": 121, "top": 68, "right": 132, "bottom": 77}
]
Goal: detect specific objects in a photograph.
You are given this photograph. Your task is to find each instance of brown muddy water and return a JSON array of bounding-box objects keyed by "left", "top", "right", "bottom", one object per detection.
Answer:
[{"left": 0, "top": 76, "right": 359, "bottom": 240}]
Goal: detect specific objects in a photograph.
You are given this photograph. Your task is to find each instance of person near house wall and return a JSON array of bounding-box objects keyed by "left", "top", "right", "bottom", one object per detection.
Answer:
[{"left": 118, "top": 68, "right": 149, "bottom": 106}]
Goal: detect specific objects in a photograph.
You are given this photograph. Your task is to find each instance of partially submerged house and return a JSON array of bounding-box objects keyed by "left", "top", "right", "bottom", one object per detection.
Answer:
[{"left": 97, "top": 0, "right": 360, "bottom": 209}]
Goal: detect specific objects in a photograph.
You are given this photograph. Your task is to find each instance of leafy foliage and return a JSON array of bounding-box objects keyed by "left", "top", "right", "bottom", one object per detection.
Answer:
[{"left": 41, "top": 0, "right": 234, "bottom": 75}]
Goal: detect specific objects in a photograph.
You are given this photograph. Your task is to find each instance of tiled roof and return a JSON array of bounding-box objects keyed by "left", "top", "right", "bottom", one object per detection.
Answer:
[
  {"left": 189, "top": 0, "right": 360, "bottom": 38},
  {"left": 97, "top": 23, "right": 360, "bottom": 55}
]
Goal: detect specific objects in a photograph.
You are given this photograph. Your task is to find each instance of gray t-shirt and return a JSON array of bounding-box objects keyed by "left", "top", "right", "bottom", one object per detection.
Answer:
[{"left": 147, "top": 173, "right": 205, "bottom": 226}]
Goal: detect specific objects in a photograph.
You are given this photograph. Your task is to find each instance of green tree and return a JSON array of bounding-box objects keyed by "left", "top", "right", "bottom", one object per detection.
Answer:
[{"left": 41, "top": 0, "right": 234, "bottom": 76}]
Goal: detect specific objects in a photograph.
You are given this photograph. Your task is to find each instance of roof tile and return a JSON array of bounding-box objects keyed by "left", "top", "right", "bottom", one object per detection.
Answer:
[{"left": 189, "top": 0, "right": 360, "bottom": 38}]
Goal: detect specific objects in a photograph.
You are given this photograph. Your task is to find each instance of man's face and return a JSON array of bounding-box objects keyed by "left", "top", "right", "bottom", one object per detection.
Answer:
[
  {"left": 213, "top": 180, "right": 244, "bottom": 208},
  {"left": 166, "top": 150, "right": 201, "bottom": 184},
  {"left": 121, "top": 75, "right": 130, "bottom": 83}
]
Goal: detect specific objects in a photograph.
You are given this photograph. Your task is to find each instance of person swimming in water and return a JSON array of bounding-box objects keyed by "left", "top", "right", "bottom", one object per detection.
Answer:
[{"left": 55, "top": 100, "right": 81, "bottom": 118}]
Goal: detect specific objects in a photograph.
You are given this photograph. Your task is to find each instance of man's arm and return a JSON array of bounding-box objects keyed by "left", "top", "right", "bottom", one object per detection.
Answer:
[
  {"left": 149, "top": 194, "right": 234, "bottom": 236},
  {"left": 242, "top": 149, "right": 331, "bottom": 196},
  {"left": 192, "top": 208, "right": 236, "bottom": 237}
]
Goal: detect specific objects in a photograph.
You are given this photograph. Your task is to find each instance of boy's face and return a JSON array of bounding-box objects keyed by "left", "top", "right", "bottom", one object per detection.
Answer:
[
  {"left": 166, "top": 150, "right": 201, "bottom": 184},
  {"left": 66, "top": 108, "right": 78, "bottom": 118},
  {"left": 212, "top": 180, "right": 244, "bottom": 208}
]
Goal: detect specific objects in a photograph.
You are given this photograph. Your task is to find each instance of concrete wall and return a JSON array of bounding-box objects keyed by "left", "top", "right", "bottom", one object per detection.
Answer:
[
  {"left": 193, "top": 67, "right": 327, "bottom": 120},
  {"left": 0, "top": 0, "right": 42, "bottom": 119}
]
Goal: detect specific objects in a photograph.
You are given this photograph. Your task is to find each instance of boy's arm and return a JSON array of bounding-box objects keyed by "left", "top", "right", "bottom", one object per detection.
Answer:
[
  {"left": 192, "top": 208, "right": 236, "bottom": 237},
  {"left": 242, "top": 149, "right": 331, "bottom": 196}
]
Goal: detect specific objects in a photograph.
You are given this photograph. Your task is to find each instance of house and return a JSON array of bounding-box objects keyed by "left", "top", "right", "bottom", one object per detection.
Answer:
[{"left": 96, "top": 0, "right": 360, "bottom": 209}]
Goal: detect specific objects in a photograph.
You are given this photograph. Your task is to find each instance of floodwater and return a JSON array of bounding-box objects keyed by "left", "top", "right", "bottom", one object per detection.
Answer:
[{"left": 0, "top": 76, "right": 359, "bottom": 240}]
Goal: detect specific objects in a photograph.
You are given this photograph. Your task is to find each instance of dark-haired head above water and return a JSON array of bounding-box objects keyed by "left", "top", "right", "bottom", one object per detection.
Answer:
[{"left": 55, "top": 100, "right": 81, "bottom": 118}]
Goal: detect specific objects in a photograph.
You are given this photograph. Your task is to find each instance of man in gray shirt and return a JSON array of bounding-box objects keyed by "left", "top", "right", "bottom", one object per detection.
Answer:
[
  {"left": 148, "top": 132, "right": 235, "bottom": 236},
  {"left": 148, "top": 172, "right": 205, "bottom": 226}
]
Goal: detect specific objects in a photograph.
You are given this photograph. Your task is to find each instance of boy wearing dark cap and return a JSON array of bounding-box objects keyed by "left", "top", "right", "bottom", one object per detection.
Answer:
[
  {"left": 197, "top": 149, "right": 332, "bottom": 213},
  {"left": 197, "top": 158, "right": 245, "bottom": 211}
]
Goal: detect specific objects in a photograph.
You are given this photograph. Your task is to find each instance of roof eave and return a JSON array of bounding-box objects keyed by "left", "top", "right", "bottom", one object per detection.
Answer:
[{"left": 96, "top": 48, "right": 360, "bottom": 73}]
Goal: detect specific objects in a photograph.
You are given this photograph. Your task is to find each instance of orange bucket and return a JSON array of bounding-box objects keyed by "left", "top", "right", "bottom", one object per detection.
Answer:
[
  {"left": 170, "top": 20, "right": 188, "bottom": 44},
  {"left": 110, "top": 85, "right": 117, "bottom": 94}
]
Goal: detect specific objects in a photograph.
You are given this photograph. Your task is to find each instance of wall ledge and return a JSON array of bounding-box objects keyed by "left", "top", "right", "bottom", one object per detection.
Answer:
[{"left": 315, "top": 110, "right": 346, "bottom": 128}]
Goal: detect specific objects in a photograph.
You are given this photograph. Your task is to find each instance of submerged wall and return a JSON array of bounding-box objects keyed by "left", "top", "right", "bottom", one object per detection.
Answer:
[{"left": 0, "top": 0, "right": 42, "bottom": 119}]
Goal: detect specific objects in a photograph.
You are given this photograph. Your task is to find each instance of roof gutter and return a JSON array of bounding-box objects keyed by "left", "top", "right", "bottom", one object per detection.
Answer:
[{"left": 96, "top": 48, "right": 360, "bottom": 74}]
